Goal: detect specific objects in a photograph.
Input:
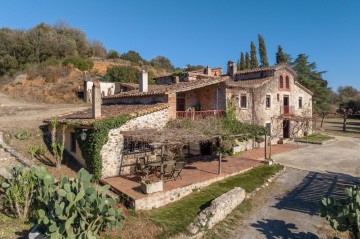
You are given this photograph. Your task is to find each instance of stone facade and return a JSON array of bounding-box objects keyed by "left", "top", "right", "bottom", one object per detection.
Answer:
[
  {"left": 227, "top": 66, "right": 313, "bottom": 138},
  {"left": 101, "top": 108, "right": 169, "bottom": 178}
]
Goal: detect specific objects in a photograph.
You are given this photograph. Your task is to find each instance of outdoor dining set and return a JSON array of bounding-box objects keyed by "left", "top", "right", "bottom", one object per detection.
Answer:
[{"left": 135, "top": 156, "right": 185, "bottom": 181}]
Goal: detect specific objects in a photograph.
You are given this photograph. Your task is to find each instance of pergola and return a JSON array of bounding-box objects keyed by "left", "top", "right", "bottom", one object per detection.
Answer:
[{"left": 121, "top": 128, "right": 252, "bottom": 179}]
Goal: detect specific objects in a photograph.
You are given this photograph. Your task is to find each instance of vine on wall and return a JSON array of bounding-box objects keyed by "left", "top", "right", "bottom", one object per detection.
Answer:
[{"left": 75, "top": 114, "right": 131, "bottom": 181}]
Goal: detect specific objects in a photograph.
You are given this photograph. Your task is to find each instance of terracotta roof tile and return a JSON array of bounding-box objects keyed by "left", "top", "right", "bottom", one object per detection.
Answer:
[
  {"left": 226, "top": 77, "right": 272, "bottom": 88},
  {"left": 235, "top": 63, "right": 297, "bottom": 76},
  {"left": 104, "top": 76, "right": 227, "bottom": 99},
  {"left": 45, "top": 103, "right": 168, "bottom": 126}
]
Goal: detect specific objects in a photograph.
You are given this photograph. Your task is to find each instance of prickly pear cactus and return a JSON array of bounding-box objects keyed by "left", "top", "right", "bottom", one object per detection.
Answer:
[
  {"left": 320, "top": 185, "right": 360, "bottom": 239},
  {"left": 36, "top": 168, "right": 124, "bottom": 239}
]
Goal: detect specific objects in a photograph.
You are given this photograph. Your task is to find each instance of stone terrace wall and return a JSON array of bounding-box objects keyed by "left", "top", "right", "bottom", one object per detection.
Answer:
[{"left": 101, "top": 108, "right": 169, "bottom": 178}]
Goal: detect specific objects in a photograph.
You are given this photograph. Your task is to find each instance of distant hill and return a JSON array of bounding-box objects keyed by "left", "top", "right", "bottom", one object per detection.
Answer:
[{"left": 0, "top": 23, "right": 173, "bottom": 103}]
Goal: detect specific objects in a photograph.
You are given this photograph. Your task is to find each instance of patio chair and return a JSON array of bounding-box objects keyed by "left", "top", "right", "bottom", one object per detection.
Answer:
[
  {"left": 135, "top": 157, "right": 150, "bottom": 178},
  {"left": 163, "top": 164, "right": 175, "bottom": 181},
  {"left": 171, "top": 161, "right": 185, "bottom": 181}
]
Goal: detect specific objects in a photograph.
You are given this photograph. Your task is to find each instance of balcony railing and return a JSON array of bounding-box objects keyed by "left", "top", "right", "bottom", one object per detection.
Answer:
[
  {"left": 176, "top": 110, "right": 225, "bottom": 120},
  {"left": 280, "top": 105, "right": 295, "bottom": 115}
]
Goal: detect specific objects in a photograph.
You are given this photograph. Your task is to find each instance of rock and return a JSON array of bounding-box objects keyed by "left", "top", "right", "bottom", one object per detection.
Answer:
[{"left": 28, "top": 224, "right": 46, "bottom": 239}]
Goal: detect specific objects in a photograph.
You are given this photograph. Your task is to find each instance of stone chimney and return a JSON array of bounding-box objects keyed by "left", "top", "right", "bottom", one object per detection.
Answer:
[
  {"left": 227, "top": 61, "right": 237, "bottom": 77},
  {"left": 172, "top": 76, "right": 179, "bottom": 84},
  {"left": 92, "top": 81, "right": 101, "bottom": 119},
  {"left": 205, "top": 66, "right": 211, "bottom": 76},
  {"left": 139, "top": 70, "right": 148, "bottom": 92}
]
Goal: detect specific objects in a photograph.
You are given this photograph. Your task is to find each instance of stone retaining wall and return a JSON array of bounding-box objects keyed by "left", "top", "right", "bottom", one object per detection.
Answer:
[{"left": 187, "top": 187, "right": 246, "bottom": 236}]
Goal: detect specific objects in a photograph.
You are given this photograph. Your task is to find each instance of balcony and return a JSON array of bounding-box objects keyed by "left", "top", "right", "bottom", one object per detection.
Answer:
[
  {"left": 280, "top": 105, "right": 295, "bottom": 115},
  {"left": 176, "top": 110, "right": 225, "bottom": 120}
]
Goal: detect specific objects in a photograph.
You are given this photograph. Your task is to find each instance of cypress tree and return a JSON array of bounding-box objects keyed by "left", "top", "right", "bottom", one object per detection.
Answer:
[
  {"left": 250, "top": 41, "right": 259, "bottom": 69},
  {"left": 236, "top": 59, "right": 240, "bottom": 71},
  {"left": 240, "top": 52, "right": 245, "bottom": 70},
  {"left": 276, "top": 45, "right": 287, "bottom": 64},
  {"left": 258, "top": 34, "right": 269, "bottom": 67},
  {"left": 245, "top": 52, "right": 251, "bottom": 69}
]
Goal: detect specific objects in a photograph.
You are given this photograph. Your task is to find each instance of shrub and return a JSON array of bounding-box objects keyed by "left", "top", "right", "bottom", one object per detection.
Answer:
[
  {"left": 36, "top": 168, "right": 124, "bottom": 238},
  {"left": 15, "top": 130, "right": 31, "bottom": 140},
  {"left": 1, "top": 166, "right": 39, "bottom": 220},
  {"left": 63, "top": 56, "right": 93, "bottom": 71},
  {"left": 103, "top": 65, "right": 140, "bottom": 83},
  {"left": 106, "top": 50, "right": 121, "bottom": 59}
]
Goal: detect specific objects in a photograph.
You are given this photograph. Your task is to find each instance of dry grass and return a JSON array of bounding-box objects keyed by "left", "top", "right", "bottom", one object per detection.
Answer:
[{"left": 318, "top": 117, "right": 360, "bottom": 138}]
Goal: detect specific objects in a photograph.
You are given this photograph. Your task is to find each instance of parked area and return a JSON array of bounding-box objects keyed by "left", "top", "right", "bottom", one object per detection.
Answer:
[{"left": 102, "top": 144, "right": 300, "bottom": 210}]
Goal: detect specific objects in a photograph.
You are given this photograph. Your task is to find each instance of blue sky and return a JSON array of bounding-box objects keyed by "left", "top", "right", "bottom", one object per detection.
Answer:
[{"left": 1, "top": 0, "right": 359, "bottom": 91}]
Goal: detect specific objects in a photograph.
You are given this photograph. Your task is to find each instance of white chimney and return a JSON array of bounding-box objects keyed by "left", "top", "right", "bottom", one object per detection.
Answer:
[
  {"left": 92, "top": 81, "right": 101, "bottom": 119},
  {"left": 227, "top": 61, "right": 237, "bottom": 77},
  {"left": 139, "top": 70, "right": 148, "bottom": 92}
]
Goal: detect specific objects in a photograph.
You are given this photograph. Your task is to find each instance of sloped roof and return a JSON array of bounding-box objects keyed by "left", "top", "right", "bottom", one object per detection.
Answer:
[
  {"left": 225, "top": 77, "right": 272, "bottom": 88},
  {"left": 235, "top": 63, "right": 297, "bottom": 76},
  {"left": 44, "top": 103, "right": 169, "bottom": 126},
  {"left": 104, "top": 76, "right": 227, "bottom": 99}
]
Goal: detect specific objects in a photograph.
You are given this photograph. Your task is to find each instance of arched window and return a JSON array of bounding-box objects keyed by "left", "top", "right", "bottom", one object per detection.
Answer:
[
  {"left": 279, "top": 76, "right": 284, "bottom": 88},
  {"left": 285, "top": 76, "right": 290, "bottom": 89}
]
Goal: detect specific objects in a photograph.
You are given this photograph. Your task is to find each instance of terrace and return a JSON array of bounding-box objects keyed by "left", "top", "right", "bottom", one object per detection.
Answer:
[{"left": 101, "top": 144, "right": 300, "bottom": 210}]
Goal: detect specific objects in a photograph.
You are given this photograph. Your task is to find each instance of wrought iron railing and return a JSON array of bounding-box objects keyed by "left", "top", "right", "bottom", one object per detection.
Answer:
[{"left": 280, "top": 105, "right": 295, "bottom": 115}]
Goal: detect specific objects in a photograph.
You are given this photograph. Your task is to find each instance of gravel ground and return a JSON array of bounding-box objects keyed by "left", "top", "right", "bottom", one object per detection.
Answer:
[{"left": 228, "top": 168, "right": 353, "bottom": 239}]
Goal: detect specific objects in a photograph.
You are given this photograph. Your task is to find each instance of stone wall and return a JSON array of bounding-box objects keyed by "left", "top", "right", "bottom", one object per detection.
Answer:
[
  {"left": 187, "top": 187, "right": 246, "bottom": 236},
  {"left": 101, "top": 108, "right": 169, "bottom": 178}
]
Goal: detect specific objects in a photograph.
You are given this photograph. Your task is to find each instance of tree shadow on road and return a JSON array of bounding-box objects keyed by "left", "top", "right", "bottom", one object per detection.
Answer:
[
  {"left": 273, "top": 170, "right": 360, "bottom": 215},
  {"left": 251, "top": 219, "right": 319, "bottom": 239}
]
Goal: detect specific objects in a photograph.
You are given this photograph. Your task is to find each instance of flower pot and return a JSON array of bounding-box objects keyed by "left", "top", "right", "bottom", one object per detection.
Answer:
[{"left": 141, "top": 180, "right": 163, "bottom": 194}]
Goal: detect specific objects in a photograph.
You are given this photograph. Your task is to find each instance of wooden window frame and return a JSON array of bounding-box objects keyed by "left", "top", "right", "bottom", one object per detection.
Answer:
[
  {"left": 299, "top": 97, "right": 303, "bottom": 109},
  {"left": 240, "top": 94, "right": 247, "bottom": 109},
  {"left": 285, "top": 76, "right": 290, "bottom": 89}
]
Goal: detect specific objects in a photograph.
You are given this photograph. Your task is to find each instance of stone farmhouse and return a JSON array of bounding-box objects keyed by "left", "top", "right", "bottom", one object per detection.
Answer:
[{"left": 46, "top": 61, "right": 312, "bottom": 179}]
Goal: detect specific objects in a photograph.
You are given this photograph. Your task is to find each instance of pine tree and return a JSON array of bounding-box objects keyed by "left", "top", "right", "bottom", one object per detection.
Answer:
[
  {"left": 236, "top": 59, "right": 240, "bottom": 71},
  {"left": 276, "top": 45, "right": 288, "bottom": 64},
  {"left": 250, "top": 41, "right": 259, "bottom": 69},
  {"left": 258, "top": 34, "right": 269, "bottom": 67},
  {"left": 240, "top": 52, "right": 245, "bottom": 70},
  {"left": 245, "top": 52, "right": 251, "bottom": 69}
]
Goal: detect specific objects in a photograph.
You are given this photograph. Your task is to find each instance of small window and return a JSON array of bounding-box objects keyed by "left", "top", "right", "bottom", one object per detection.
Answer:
[
  {"left": 70, "top": 132, "right": 76, "bottom": 153},
  {"left": 266, "top": 95, "right": 271, "bottom": 108},
  {"left": 123, "top": 137, "right": 151, "bottom": 155},
  {"left": 279, "top": 76, "right": 284, "bottom": 88},
  {"left": 285, "top": 76, "right": 290, "bottom": 89},
  {"left": 299, "top": 97, "right": 303, "bottom": 108},
  {"left": 240, "top": 94, "right": 247, "bottom": 108}
]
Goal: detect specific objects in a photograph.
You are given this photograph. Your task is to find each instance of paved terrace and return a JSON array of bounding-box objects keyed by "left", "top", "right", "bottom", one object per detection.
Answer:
[{"left": 102, "top": 144, "right": 301, "bottom": 210}]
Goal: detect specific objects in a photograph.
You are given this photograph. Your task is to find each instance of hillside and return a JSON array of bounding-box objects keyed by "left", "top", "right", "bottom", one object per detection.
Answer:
[{"left": 0, "top": 58, "right": 172, "bottom": 104}]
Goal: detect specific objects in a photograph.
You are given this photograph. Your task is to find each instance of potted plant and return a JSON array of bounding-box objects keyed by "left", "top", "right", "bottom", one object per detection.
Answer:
[{"left": 141, "top": 176, "right": 163, "bottom": 194}]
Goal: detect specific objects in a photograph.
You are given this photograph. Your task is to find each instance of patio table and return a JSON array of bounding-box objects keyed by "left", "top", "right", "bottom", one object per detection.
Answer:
[{"left": 147, "top": 160, "right": 176, "bottom": 175}]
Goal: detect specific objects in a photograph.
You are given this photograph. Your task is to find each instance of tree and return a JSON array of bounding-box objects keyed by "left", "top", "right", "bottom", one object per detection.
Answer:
[
  {"left": 150, "top": 56, "right": 174, "bottom": 71},
  {"left": 292, "top": 54, "right": 331, "bottom": 117},
  {"left": 337, "top": 86, "right": 360, "bottom": 131},
  {"left": 250, "top": 41, "right": 259, "bottom": 69},
  {"left": 258, "top": 34, "right": 269, "bottom": 67},
  {"left": 245, "top": 52, "right": 251, "bottom": 69},
  {"left": 275, "top": 45, "right": 292, "bottom": 64},
  {"left": 103, "top": 65, "right": 140, "bottom": 83},
  {"left": 107, "top": 50, "right": 121, "bottom": 59},
  {"left": 121, "top": 50, "right": 145, "bottom": 64},
  {"left": 184, "top": 64, "right": 205, "bottom": 72},
  {"left": 239, "top": 52, "right": 245, "bottom": 70},
  {"left": 90, "top": 40, "right": 107, "bottom": 58}
]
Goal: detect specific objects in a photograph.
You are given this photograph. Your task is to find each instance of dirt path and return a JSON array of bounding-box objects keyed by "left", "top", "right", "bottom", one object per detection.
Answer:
[
  {"left": 0, "top": 92, "right": 88, "bottom": 132},
  {"left": 225, "top": 168, "right": 351, "bottom": 239}
]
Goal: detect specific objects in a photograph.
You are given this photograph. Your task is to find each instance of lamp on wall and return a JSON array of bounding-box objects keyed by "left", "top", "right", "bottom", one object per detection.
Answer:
[{"left": 80, "top": 129, "right": 88, "bottom": 141}]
